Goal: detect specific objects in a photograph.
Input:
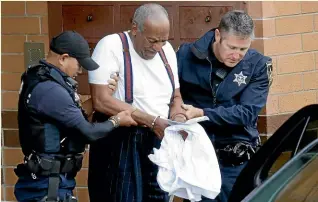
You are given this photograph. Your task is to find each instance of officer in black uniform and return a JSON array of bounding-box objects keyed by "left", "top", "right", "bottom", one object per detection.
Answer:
[{"left": 14, "top": 31, "right": 137, "bottom": 202}]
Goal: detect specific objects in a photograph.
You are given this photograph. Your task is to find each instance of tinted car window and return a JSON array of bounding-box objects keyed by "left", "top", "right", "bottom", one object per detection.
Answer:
[
  {"left": 296, "top": 119, "right": 318, "bottom": 153},
  {"left": 268, "top": 117, "right": 311, "bottom": 176},
  {"left": 242, "top": 140, "right": 318, "bottom": 202}
]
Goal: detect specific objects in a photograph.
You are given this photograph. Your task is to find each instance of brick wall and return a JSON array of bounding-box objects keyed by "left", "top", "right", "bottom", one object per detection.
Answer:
[
  {"left": 247, "top": 1, "right": 318, "bottom": 139},
  {"left": 1, "top": 2, "right": 90, "bottom": 200}
]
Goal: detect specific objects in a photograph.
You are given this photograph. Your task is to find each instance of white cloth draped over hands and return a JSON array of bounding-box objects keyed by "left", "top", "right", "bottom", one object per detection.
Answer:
[{"left": 148, "top": 117, "right": 222, "bottom": 201}]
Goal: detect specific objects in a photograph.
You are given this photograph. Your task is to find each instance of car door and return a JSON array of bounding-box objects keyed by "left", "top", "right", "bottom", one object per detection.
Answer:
[
  {"left": 228, "top": 104, "right": 318, "bottom": 202},
  {"left": 242, "top": 139, "right": 318, "bottom": 202}
]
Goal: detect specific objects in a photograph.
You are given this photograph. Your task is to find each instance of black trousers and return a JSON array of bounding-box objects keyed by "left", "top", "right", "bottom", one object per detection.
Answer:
[{"left": 88, "top": 127, "right": 168, "bottom": 202}]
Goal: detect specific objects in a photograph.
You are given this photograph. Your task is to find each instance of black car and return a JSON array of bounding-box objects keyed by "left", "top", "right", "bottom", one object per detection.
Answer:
[{"left": 229, "top": 104, "right": 318, "bottom": 202}]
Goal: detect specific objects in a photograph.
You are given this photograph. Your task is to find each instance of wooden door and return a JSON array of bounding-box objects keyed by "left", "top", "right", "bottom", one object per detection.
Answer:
[{"left": 48, "top": 1, "right": 246, "bottom": 95}]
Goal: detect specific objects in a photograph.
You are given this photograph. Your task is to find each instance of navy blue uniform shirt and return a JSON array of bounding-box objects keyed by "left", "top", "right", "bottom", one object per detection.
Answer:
[
  {"left": 15, "top": 62, "right": 116, "bottom": 201},
  {"left": 25, "top": 63, "right": 115, "bottom": 143},
  {"left": 29, "top": 79, "right": 84, "bottom": 129},
  {"left": 177, "top": 30, "right": 272, "bottom": 146}
]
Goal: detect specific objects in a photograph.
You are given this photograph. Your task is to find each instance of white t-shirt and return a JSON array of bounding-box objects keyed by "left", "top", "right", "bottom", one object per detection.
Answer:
[{"left": 88, "top": 31, "right": 180, "bottom": 118}]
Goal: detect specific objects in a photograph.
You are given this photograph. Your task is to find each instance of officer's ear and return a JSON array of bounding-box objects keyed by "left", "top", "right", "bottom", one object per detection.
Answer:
[
  {"left": 58, "top": 54, "right": 71, "bottom": 67},
  {"left": 215, "top": 29, "right": 221, "bottom": 43}
]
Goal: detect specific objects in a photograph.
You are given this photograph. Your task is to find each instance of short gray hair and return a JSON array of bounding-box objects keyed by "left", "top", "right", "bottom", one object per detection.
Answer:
[
  {"left": 133, "top": 3, "right": 169, "bottom": 32},
  {"left": 218, "top": 10, "right": 254, "bottom": 39}
]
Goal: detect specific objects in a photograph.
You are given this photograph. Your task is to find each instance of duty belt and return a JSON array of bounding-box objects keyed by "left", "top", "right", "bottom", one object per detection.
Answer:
[
  {"left": 216, "top": 142, "right": 257, "bottom": 166},
  {"left": 14, "top": 152, "right": 83, "bottom": 202}
]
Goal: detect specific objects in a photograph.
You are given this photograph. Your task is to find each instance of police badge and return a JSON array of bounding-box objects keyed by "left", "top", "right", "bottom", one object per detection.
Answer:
[
  {"left": 266, "top": 60, "right": 273, "bottom": 87},
  {"left": 233, "top": 71, "right": 247, "bottom": 87}
]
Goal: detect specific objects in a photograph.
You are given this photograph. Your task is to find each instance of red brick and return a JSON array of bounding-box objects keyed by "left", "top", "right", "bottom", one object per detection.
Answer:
[
  {"left": 82, "top": 151, "right": 89, "bottom": 168},
  {"left": 3, "top": 130, "right": 20, "bottom": 147},
  {"left": 270, "top": 74, "right": 303, "bottom": 94},
  {"left": 5, "top": 186, "right": 16, "bottom": 201},
  {"left": 276, "top": 15, "right": 313, "bottom": 35},
  {"left": 2, "top": 111, "right": 19, "bottom": 129},
  {"left": 1, "top": 35, "right": 26, "bottom": 53},
  {"left": 267, "top": 114, "right": 292, "bottom": 135},
  {"left": 278, "top": 91, "right": 316, "bottom": 113},
  {"left": 2, "top": 91, "right": 19, "bottom": 110},
  {"left": 3, "top": 168, "right": 18, "bottom": 185},
  {"left": 266, "top": 95, "right": 279, "bottom": 115},
  {"left": 301, "top": 2, "right": 318, "bottom": 13},
  {"left": 1, "top": 73, "right": 22, "bottom": 91},
  {"left": 277, "top": 53, "right": 315, "bottom": 74},
  {"left": 253, "top": 20, "right": 263, "bottom": 38},
  {"left": 274, "top": 1, "right": 301, "bottom": 16},
  {"left": 26, "top": 1, "right": 48, "bottom": 15},
  {"left": 41, "top": 16, "right": 48, "bottom": 34},
  {"left": 250, "top": 39, "right": 264, "bottom": 54},
  {"left": 264, "top": 35, "right": 302, "bottom": 56},
  {"left": 262, "top": 19, "right": 276, "bottom": 37},
  {"left": 303, "top": 32, "right": 318, "bottom": 51},
  {"left": 2, "top": 148, "right": 24, "bottom": 166},
  {"left": 75, "top": 169, "right": 88, "bottom": 186},
  {"left": 262, "top": 1, "right": 276, "bottom": 18},
  {"left": 303, "top": 72, "right": 318, "bottom": 90},
  {"left": 1, "top": 1, "right": 25, "bottom": 16},
  {"left": 1, "top": 185, "right": 4, "bottom": 200},
  {"left": 1, "top": 55, "right": 25, "bottom": 73},
  {"left": 271, "top": 56, "right": 277, "bottom": 76},
  {"left": 2, "top": 17, "right": 40, "bottom": 34},
  {"left": 254, "top": 19, "right": 275, "bottom": 38},
  {"left": 315, "top": 15, "right": 318, "bottom": 31},
  {"left": 314, "top": 15, "right": 318, "bottom": 31},
  {"left": 316, "top": 53, "right": 318, "bottom": 69},
  {"left": 247, "top": 1, "right": 263, "bottom": 18},
  {"left": 76, "top": 188, "right": 89, "bottom": 202}
]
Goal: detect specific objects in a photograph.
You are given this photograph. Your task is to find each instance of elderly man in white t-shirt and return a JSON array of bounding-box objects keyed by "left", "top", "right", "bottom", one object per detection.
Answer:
[{"left": 87, "top": 3, "right": 187, "bottom": 202}]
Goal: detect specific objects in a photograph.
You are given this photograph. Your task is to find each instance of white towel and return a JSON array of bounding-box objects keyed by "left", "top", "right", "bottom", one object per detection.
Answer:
[{"left": 148, "top": 117, "right": 221, "bottom": 201}]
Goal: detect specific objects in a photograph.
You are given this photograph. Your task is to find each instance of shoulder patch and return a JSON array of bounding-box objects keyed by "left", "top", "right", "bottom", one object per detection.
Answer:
[{"left": 266, "top": 60, "right": 273, "bottom": 87}]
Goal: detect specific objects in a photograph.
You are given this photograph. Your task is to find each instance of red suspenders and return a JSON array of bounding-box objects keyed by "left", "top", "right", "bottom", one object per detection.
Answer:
[
  {"left": 118, "top": 33, "right": 134, "bottom": 104},
  {"left": 158, "top": 49, "right": 175, "bottom": 107},
  {"left": 117, "top": 33, "right": 175, "bottom": 113}
]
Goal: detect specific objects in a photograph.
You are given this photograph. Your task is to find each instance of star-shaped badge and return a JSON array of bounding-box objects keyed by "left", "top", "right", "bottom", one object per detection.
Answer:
[{"left": 233, "top": 71, "right": 247, "bottom": 87}]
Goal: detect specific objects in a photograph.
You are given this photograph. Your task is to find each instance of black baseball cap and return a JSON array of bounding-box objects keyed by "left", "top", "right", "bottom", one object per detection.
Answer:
[{"left": 50, "top": 31, "right": 99, "bottom": 71}]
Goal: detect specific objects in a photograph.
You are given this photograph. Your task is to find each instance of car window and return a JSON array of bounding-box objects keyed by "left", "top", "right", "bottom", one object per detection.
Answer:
[
  {"left": 275, "top": 152, "right": 318, "bottom": 202},
  {"left": 242, "top": 139, "right": 318, "bottom": 202},
  {"left": 296, "top": 119, "right": 318, "bottom": 153},
  {"left": 269, "top": 117, "right": 318, "bottom": 177},
  {"left": 267, "top": 117, "right": 310, "bottom": 177}
]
